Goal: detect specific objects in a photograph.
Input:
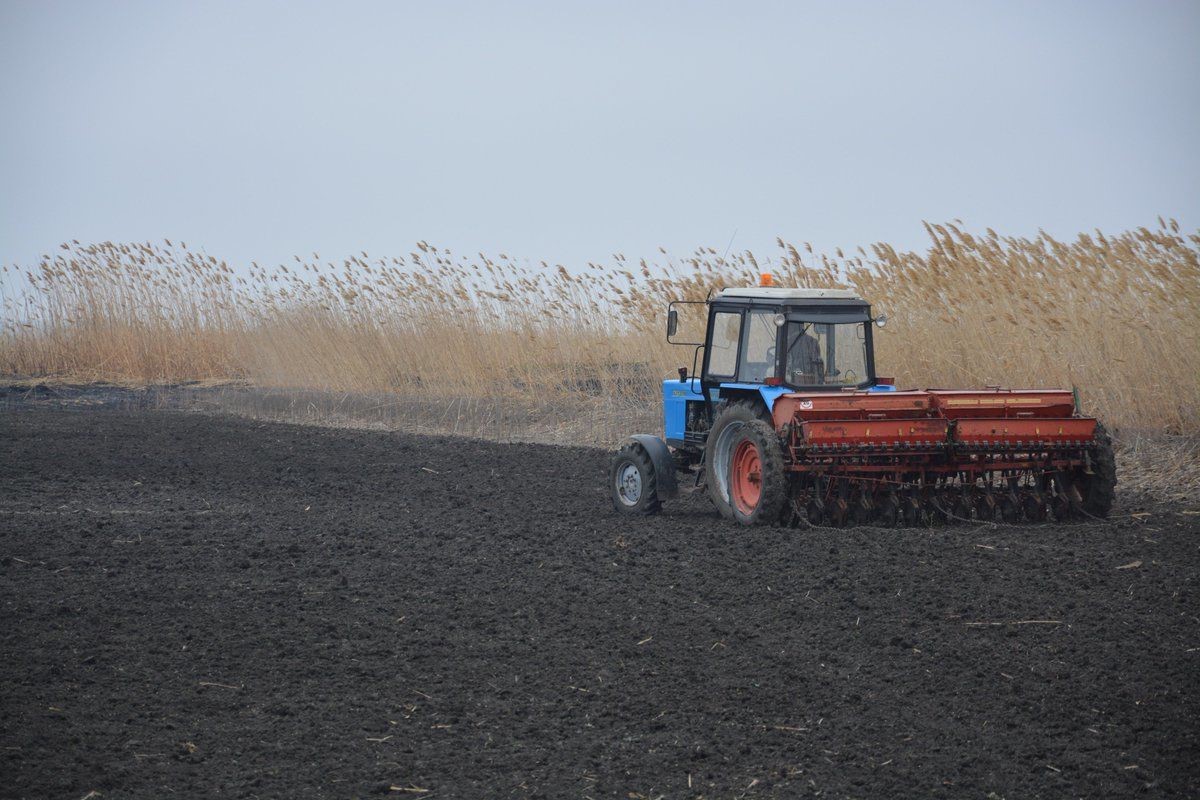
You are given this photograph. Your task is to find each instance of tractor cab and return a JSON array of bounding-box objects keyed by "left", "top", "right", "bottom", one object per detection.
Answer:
[{"left": 662, "top": 281, "right": 891, "bottom": 450}]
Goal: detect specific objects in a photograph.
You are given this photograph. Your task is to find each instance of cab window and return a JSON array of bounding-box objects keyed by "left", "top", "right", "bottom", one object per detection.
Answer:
[
  {"left": 738, "top": 309, "right": 779, "bottom": 383},
  {"left": 707, "top": 311, "right": 741, "bottom": 377}
]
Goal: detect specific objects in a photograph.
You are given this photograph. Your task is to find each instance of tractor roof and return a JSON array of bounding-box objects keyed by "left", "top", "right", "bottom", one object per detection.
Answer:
[{"left": 713, "top": 287, "right": 863, "bottom": 302}]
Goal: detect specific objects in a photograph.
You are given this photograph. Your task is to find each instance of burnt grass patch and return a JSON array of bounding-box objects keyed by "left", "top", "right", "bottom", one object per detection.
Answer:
[{"left": 1, "top": 408, "right": 1197, "bottom": 798}]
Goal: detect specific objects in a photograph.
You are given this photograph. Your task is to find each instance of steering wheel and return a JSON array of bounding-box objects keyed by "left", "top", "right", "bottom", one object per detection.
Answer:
[{"left": 843, "top": 369, "right": 858, "bottom": 384}]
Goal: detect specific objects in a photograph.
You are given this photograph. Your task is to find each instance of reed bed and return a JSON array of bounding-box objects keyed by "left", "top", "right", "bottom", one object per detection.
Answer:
[{"left": 2, "top": 221, "right": 1197, "bottom": 441}]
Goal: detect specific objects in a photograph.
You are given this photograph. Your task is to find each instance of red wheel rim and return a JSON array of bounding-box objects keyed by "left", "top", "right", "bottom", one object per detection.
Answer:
[{"left": 731, "top": 438, "right": 762, "bottom": 516}]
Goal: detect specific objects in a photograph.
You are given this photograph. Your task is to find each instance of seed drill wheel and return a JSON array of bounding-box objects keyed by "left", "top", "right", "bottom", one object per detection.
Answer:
[
  {"left": 1050, "top": 475, "right": 1078, "bottom": 521},
  {"left": 723, "top": 420, "right": 787, "bottom": 526},
  {"left": 851, "top": 489, "right": 875, "bottom": 526},
  {"left": 902, "top": 492, "right": 924, "bottom": 526},
  {"left": 1022, "top": 488, "right": 1048, "bottom": 522},
  {"left": 1075, "top": 422, "right": 1117, "bottom": 518},
  {"left": 1000, "top": 492, "right": 1022, "bottom": 523},
  {"left": 876, "top": 492, "right": 901, "bottom": 527},
  {"left": 608, "top": 443, "right": 661, "bottom": 515}
]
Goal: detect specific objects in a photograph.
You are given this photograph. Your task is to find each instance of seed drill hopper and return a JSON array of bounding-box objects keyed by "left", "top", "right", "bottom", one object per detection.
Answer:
[{"left": 609, "top": 278, "right": 1116, "bottom": 526}]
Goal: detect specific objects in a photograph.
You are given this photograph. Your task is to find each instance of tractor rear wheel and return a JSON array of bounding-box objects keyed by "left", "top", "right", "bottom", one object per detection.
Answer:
[
  {"left": 725, "top": 420, "right": 788, "bottom": 526},
  {"left": 705, "top": 400, "right": 771, "bottom": 520},
  {"left": 609, "top": 443, "right": 661, "bottom": 515}
]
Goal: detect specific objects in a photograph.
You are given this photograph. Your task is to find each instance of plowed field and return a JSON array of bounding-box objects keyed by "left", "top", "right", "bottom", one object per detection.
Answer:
[{"left": 2, "top": 408, "right": 1197, "bottom": 798}]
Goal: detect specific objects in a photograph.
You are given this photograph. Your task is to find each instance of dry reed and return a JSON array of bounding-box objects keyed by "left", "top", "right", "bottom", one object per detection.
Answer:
[{"left": 2, "top": 221, "right": 1197, "bottom": 439}]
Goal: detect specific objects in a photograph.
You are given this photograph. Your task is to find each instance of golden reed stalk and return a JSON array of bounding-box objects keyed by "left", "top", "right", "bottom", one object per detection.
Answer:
[{"left": 2, "top": 222, "right": 1197, "bottom": 436}]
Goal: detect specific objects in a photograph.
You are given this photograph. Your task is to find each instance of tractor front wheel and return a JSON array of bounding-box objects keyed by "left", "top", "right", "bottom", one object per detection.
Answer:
[{"left": 609, "top": 443, "right": 662, "bottom": 515}]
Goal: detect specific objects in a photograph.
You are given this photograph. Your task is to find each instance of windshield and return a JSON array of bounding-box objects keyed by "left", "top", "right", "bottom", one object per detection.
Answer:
[{"left": 783, "top": 321, "right": 869, "bottom": 387}]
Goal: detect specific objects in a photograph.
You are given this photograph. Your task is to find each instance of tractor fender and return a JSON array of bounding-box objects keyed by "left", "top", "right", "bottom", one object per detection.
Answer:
[{"left": 625, "top": 435, "right": 679, "bottom": 498}]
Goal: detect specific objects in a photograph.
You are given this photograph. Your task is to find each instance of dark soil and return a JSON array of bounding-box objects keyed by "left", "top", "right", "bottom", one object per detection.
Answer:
[{"left": 1, "top": 407, "right": 1197, "bottom": 799}]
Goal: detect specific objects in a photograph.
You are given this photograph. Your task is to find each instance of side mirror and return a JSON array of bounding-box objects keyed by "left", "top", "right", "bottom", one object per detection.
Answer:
[
  {"left": 874, "top": 314, "right": 888, "bottom": 328},
  {"left": 667, "top": 308, "right": 679, "bottom": 338}
]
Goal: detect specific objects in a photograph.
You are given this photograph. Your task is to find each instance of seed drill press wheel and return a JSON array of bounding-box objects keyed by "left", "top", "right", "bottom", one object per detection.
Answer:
[{"left": 1076, "top": 422, "right": 1117, "bottom": 518}]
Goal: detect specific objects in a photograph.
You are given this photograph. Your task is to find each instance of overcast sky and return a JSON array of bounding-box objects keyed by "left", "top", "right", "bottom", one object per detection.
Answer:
[{"left": 1, "top": 0, "right": 1197, "bottom": 270}]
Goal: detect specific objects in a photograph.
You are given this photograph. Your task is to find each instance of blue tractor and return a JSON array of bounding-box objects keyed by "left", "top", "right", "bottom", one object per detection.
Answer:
[
  {"left": 609, "top": 282, "right": 893, "bottom": 519},
  {"left": 608, "top": 280, "right": 1115, "bottom": 527}
]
